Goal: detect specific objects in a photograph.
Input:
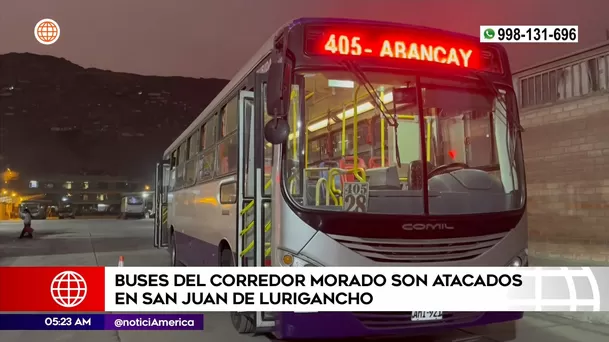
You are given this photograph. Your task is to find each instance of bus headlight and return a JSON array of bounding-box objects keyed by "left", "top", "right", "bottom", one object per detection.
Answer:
[{"left": 507, "top": 249, "right": 528, "bottom": 267}]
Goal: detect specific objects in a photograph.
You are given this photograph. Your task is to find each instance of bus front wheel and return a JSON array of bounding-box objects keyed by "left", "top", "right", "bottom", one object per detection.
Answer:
[{"left": 223, "top": 248, "right": 255, "bottom": 334}]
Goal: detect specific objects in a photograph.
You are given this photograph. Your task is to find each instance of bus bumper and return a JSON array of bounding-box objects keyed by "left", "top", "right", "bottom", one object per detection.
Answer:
[{"left": 274, "top": 311, "right": 523, "bottom": 339}]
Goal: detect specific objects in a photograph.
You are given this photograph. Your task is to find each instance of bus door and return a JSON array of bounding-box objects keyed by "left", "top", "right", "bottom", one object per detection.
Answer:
[
  {"left": 154, "top": 160, "right": 170, "bottom": 248},
  {"left": 235, "top": 73, "right": 274, "bottom": 331}
]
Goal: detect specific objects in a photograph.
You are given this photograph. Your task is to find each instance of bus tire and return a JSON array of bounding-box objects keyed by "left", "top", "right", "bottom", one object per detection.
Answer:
[
  {"left": 223, "top": 248, "right": 255, "bottom": 334},
  {"left": 170, "top": 231, "right": 179, "bottom": 266}
]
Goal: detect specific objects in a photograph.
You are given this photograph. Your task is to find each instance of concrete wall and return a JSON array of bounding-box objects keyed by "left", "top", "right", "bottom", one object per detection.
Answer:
[{"left": 520, "top": 92, "right": 609, "bottom": 245}]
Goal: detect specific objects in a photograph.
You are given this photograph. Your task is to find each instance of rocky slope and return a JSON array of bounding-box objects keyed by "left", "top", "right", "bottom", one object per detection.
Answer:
[{"left": 0, "top": 53, "right": 228, "bottom": 178}]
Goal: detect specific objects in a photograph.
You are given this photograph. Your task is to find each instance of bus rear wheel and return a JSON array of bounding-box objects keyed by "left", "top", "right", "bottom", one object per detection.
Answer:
[
  {"left": 222, "top": 248, "right": 255, "bottom": 334},
  {"left": 170, "top": 232, "right": 178, "bottom": 266}
]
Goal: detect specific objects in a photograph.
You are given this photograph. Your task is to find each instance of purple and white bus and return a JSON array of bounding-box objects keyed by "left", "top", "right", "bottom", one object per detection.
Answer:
[{"left": 153, "top": 17, "right": 528, "bottom": 340}]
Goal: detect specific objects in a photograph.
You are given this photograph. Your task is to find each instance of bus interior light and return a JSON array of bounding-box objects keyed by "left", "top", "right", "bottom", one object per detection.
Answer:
[
  {"left": 306, "top": 92, "right": 394, "bottom": 132},
  {"left": 308, "top": 118, "right": 334, "bottom": 132},
  {"left": 328, "top": 79, "right": 355, "bottom": 88}
]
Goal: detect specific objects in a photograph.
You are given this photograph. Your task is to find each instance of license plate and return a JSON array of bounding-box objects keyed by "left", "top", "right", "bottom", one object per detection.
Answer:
[{"left": 411, "top": 311, "right": 443, "bottom": 321}]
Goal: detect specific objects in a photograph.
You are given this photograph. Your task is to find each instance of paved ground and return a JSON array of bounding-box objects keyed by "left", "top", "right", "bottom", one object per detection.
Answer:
[{"left": 1, "top": 219, "right": 609, "bottom": 342}]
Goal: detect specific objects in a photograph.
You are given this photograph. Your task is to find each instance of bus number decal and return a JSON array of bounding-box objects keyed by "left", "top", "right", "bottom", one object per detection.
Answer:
[{"left": 342, "top": 182, "right": 370, "bottom": 213}]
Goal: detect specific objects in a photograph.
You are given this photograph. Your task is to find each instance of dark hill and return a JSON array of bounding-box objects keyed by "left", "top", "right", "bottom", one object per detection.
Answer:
[{"left": 0, "top": 53, "right": 228, "bottom": 178}]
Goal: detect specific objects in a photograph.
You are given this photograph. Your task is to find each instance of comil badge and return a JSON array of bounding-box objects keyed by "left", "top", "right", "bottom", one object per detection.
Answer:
[
  {"left": 35, "top": 19, "right": 60, "bottom": 45},
  {"left": 50, "top": 271, "right": 88, "bottom": 308}
]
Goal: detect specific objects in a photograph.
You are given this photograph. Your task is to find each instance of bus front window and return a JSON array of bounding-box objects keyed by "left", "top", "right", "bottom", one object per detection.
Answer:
[{"left": 283, "top": 70, "right": 525, "bottom": 216}]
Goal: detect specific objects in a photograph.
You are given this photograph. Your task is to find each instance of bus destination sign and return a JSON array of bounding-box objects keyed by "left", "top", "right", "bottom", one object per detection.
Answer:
[{"left": 304, "top": 25, "right": 502, "bottom": 73}]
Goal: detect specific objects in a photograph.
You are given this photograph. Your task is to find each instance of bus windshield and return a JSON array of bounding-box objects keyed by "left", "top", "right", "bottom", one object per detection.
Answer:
[
  {"left": 127, "top": 196, "right": 144, "bottom": 205},
  {"left": 283, "top": 69, "right": 525, "bottom": 215}
]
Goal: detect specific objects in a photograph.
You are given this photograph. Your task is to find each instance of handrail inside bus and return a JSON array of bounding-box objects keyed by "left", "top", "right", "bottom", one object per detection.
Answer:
[{"left": 315, "top": 178, "right": 333, "bottom": 206}]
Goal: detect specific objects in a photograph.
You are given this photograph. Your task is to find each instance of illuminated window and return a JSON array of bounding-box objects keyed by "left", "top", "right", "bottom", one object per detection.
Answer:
[
  {"left": 63, "top": 181, "right": 73, "bottom": 190},
  {"left": 97, "top": 194, "right": 106, "bottom": 201},
  {"left": 220, "top": 97, "right": 238, "bottom": 138},
  {"left": 81, "top": 181, "right": 89, "bottom": 190},
  {"left": 29, "top": 180, "right": 38, "bottom": 188},
  {"left": 200, "top": 115, "right": 217, "bottom": 151}
]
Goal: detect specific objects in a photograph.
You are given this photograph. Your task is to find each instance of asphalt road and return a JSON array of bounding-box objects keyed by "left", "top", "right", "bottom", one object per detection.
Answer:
[{"left": 0, "top": 219, "right": 608, "bottom": 342}]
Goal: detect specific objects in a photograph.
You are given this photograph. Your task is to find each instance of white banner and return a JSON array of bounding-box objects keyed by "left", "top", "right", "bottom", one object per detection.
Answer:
[{"left": 104, "top": 267, "right": 607, "bottom": 312}]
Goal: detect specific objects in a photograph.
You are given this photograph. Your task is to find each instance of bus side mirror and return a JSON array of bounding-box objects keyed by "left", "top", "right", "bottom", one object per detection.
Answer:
[
  {"left": 265, "top": 62, "right": 291, "bottom": 144},
  {"left": 264, "top": 118, "right": 290, "bottom": 145}
]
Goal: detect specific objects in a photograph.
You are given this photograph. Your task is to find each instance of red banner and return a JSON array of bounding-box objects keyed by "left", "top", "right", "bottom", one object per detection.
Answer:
[{"left": 0, "top": 267, "right": 105, "bottom": 311}]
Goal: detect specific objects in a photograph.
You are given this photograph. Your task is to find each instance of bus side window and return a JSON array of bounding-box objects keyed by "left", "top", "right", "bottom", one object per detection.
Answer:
[
  {"left": 198, "top": 115, "right": 218, "bottom": 182},
  {"left": 177, "top": 141, "right": 187, "bottom": 186},
  {"left": 217, "top": 97, "right": 238, "bottom": 175},
  {"left": 185, "top": 131, "right": 199, "bottom": 185},
  {"left": 200, "top": 114, "right": 217, "bottom": 151},
  {"left": 169, "top": 149, "right": 178, "bottom": 190}
]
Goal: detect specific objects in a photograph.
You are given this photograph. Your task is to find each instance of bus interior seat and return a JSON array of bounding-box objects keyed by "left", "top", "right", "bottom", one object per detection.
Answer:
[
  {"left": 339, "top": 156, "right": 367, "bottom": 183},
  {"left": 408, "top": 160, "right": 434, "bottom": 191},
  {"left": 368, "top": 156, "right": 388, "bottom": 169}
]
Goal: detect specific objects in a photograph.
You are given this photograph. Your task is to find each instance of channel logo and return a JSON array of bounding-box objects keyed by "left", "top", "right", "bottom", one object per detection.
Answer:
[
  {"left": 34, "top": 18, "right": 60, "bottom": 45},
  {"left": 50, "top": 271, "right": 88, "bottom": 308}
]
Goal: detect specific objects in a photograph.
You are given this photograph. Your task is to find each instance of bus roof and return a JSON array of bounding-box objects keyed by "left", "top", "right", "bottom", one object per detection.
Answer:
[
  {"left": 164, "top": 17, "right": 505, "bottom": 155},
  {"left": 163, "top": 24, "right": 287, "bottom": 155}
]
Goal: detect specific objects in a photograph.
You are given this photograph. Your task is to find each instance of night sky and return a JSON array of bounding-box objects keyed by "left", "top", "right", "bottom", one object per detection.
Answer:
[{"left": 1, "top": 0, "right": 607, "bottom": 79}]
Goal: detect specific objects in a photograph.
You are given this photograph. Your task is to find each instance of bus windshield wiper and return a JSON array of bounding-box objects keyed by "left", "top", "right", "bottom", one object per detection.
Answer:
[
  {"left": 340, "top": 60, "right": 402, "bottom": 167},
  {"left": 475, "top": 72, "right": 519, "bottom": 190},
  {"left": 340, "top": 60, "right": 398, "bottom": 127},
  {"left": 475, "top": 73, "right": 524, "bottom": 133}
]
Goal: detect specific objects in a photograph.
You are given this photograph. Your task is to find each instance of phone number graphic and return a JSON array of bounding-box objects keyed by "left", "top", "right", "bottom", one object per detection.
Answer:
[
  {"left": 0, "top": 314, "right": 204, "bottom": 330},
  {"left": 480, "top": 26, "right": 578, "bottom": 43}
]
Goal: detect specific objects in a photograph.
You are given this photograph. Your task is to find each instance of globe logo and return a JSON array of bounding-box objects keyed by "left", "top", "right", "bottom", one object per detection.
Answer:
[
  {"left": 50, "top": 271, "right": 87, "bottom": 308},
  {"left": 34, "top": 19, "right": 60, "bottom": 45}
]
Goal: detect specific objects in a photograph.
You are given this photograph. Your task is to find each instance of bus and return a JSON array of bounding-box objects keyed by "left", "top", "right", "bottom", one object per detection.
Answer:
[
  {"left": 120, "top": 195, "right": 145, "bottom": 218},
  {"left": 153, "top": 17, "right": 527, "bottom": 340},
  {"left": 19, "top": 200, "right": 51, "bottom": 220}
]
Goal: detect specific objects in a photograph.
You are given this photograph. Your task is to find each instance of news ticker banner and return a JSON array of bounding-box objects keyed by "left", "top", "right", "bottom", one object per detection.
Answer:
[
  {"left": 0, "top": 314, "right": 203, "bottom": 330},
  {"left": 0, "top": 267, "right": 608, "bottom": 312}
]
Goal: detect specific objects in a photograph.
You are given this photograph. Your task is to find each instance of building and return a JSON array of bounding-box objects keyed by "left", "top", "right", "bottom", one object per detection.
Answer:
[
  {"left": 4, "top": 173, "right": 151, "bottom": 216},
  {"left": 512, "top": 41, "right": 609, "bottom": 252}
]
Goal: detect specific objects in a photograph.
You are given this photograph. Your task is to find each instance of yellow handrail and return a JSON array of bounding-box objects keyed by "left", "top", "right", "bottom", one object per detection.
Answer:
[
  {"left": 341, "top": 105, "right": 347, "bottom": 156},
  {"left": 291, "top": 89, "right": 298, "bottom": 160},
  {"left": 326, "top": 167, "right": 367, "bottom": 206},
  {"left": 426, "top": 117, "right": 432, "bottom": 162},
  {"left": 239, "top": 178, "right": 274, "bottom": 258},
  {"left": 315, "top": 178, "right": 333, "bottom": 206},
  {"left": 353, "top": 86, "right": 360, "bottom": 164}
]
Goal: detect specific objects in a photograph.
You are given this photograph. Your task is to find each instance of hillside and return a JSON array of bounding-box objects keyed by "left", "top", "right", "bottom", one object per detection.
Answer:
[{"left": 0, "top": 53, "right": 228, "bottom": 178}]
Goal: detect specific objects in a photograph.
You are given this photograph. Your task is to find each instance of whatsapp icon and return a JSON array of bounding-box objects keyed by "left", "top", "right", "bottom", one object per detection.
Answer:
[{"left": 483, "top": 28, "right": 496, "bottom": 40}]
